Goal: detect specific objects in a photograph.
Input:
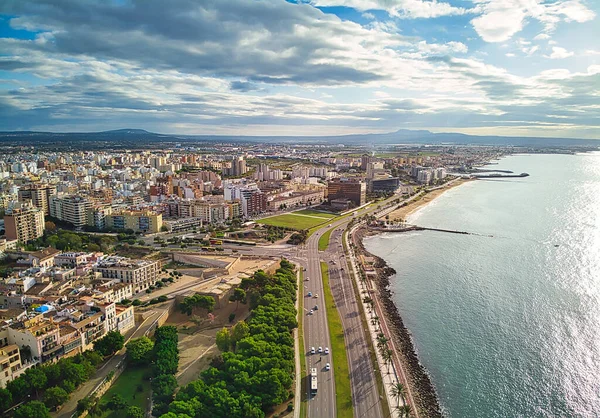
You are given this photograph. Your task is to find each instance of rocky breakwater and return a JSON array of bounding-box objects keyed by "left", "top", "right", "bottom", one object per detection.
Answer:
[{"left": 356, "top": 227, "right": 443, "bottom": 418}]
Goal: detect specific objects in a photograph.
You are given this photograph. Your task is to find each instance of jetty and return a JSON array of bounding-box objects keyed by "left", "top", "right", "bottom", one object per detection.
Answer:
[{"left": 369, "top": 224, "right": 494, "bottom": 237}]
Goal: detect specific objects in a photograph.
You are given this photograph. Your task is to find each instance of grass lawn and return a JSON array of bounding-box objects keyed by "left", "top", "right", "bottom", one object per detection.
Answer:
[
  {"left": 318, "top": 228, "right": 333, "bottom": 251},
  {"left": 93, "top": 366, "right": 151, "bottom": 418},
  {"left": 258, "top": 211, "right": 337, "bottom": 231},
  {"left": 298, "top": 269, "right": 308, "bottom": 418},
  {"left": 320, "top": 262, "right": 354, "bottom": 418}
]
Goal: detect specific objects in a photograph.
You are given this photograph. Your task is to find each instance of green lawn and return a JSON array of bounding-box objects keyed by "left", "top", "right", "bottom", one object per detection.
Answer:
[
  {"left": 318, "top": 228, "right": 333, "bottom": 251},
  {"left": 257, "top": 210, "right": 337, "bottom": 231},
  {"left": 298, "top": 269, "right": 308, "bottom": 418},
  {"left": 320, "top": 262, "right": 354, "bottom": 418},
  {"left": 93, "top": 366, "right": 151, "bottom": 418}
]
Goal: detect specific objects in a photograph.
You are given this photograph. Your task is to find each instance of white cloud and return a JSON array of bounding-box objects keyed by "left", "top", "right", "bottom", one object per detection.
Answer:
[
  {"left": 534, "top": 33, "right": 551, "bottom": 40},
  {"left": 547, "top": 46, "right": 575, "bottom": 59},
  {"left": 584, "top": 50, "right": 600, "bottom": 56},
  {"left": 310, "top": 0, "right": 469, "bottom": 19},
  {"left": 522, "top": 45, "right": 539, "bottom": 56},
  {"left": 506, "top": 53, "right": 516, "bottom": 57},
  {"left": 470, "top": 0, "right": 596, "bottom": 43}
]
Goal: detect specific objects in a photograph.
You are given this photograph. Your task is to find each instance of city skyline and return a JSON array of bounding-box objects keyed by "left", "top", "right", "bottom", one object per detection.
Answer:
[{"left": 1, "top": 0, "right": 599, "bottom": 139}]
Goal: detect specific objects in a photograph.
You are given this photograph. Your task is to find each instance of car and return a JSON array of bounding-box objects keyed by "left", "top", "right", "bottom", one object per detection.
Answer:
[
  {"left": 324, "top": 347, "right": 329, "bottom": 354},
  {"left": 325, "top": 363, "right": 331, "bottom": 371},
  {"left": 307, "top": 292, "right": 312, "bottom": 297},
  {"left": 313, "top": 294, "right": 319, "bottom": 298},
  {"left": 311, "top": 347, "right": 315, "bottom": 354},
  {"left": 318, "top": 346, "right": 323, "bottom": 353},
  {"left": 308, "top": 310, "right": 313, "bottom": 315},
  {"left": 306, "top": 277, "right": 310, "bottom": 281},
  {"left": 314, "top": 305, "right": 318, "bottom": 310}
]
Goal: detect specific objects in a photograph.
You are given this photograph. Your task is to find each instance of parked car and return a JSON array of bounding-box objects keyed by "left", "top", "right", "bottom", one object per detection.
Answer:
[
  {"left": 325, "top": 363, "right": 331, "bottom": 371},
  {"left": 308, "top": 292, "right": 312, "bottom": 297},
  {"left": 318, "top": 346, "right": 323, "bottom": 353},
  {"left": 313, "top": 294, "right": 319, "bottom": 298},
  {"left": 314, "top": 305, "right": 318, "bottom": 310},
  {"left": 311, "top": 347, "right": 315, "bottom": 354},
  {"left": 324, "top": 347, "right": 329, "bottom": 354}
]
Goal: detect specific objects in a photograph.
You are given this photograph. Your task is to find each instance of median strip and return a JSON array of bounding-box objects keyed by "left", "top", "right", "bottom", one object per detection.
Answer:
[
  {"left": 318, "top": 228, "right": 333, "bottom": 251},
  {"left": 321, "top": 261, "right": 354, "bottom": 418}
]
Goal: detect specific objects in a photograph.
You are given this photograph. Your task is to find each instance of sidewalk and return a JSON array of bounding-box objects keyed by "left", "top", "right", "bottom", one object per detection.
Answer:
[{"left": 346, "top": 227, "right": 417, "bottom": 418}]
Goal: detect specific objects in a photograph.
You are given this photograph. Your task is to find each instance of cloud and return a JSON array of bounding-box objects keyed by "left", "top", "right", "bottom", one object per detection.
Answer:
[
  {"left": 547, "top": 46, "right": 575, "bottom": 59},
  {"left": 470, "top": 0, "right": 596, "bottom": 43},
  {"left": 534, "top": 33, "right": 551, "bottom": 41},
  {"left": 310, "top": 0, "right": 469, "bottom": 19}
]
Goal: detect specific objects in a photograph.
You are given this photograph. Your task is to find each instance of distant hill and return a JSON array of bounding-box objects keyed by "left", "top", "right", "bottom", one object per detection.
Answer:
[{"left": 0, "top": 128, "right": 598, "bottom": 148}]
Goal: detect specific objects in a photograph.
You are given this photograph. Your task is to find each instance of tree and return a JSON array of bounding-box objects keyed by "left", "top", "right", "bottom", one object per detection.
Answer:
[
  {"left": 231, "top": 321, "right": 250, "bottom": 347},
  {"left": 14, "top": 401, "right": 51, "bottom": 418},
  {"left": 107, "top": 393, "right": 127, "bottom": 411},
  {"left": 7, "top": 376, "right": 29, "bottom": 403},
  {"left": 0, "top": 388, "right": 12, "bottom": 413},
  {"left": 44, "top": 221, "right": 57, "bottom": 231},
  {"left": 152, "top": 374, "right": 178, "bottom": 403},
  {"left": 126, "top": 336, "right": 154, "bottom": 365},
  {"left": 215, "top": 328, "right": 231, "bottom": 352},
  {"left": 390, "top": 382, "right": 406, "bottom": 407},
  {"left": 24, "top": 367, "right": 47, "bottom": 398},
  {"left": 229, "top": 288, "right": 246, "bottom": 310},
  {"left": 125, "top": 405, "right": 145, "bottom": 418},
  {"left": 397, "top": 404, "right": 412, "bottom": 417},
  {"left": 94, "top": 331, "right": 124, "bottom": 356},
  {"left": 43, "top": 386, "right": 69, "bottom": 410}
]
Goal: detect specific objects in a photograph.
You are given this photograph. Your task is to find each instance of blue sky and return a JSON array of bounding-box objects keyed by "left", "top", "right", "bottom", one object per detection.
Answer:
[{"left": 0, "top": 0, "right": 599, "bottom": 138}]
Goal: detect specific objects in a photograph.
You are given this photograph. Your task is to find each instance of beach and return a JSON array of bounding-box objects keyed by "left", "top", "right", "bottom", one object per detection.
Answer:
[{"left": 386, "top": 178, "right": 473, "bottom": 223}]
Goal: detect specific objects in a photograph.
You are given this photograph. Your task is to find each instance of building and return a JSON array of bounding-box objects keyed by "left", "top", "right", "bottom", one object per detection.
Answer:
[
  {"left": 327, "top": 178, "right": 366, "bottom": 207},
  {"left": 49, "top": 195, "right": 92, "bottom": 228},
  {"left": 240, "top": 189, "right": 267, "bottom": 217},
  {"left": 4, "top": 203, "right": 45, "bottom": 243},
  {"left": 94, "top": 256, "right": 160, "bottom": 293},
  {"left": 106, "top": 210, "right": 163, "bottom": 233},
  {"left": 86, "top": 205, "right": 113, "bottom": 230},
  {"left": 163, "top": 217, "right": 204, "bottom": 233},
  {"left": 223, "top": 156, "right": 247, "bottom": 177},
  {"left": 369, "top": 177, "right": 400, "bottom": 193},
  {"left": 7, "top": 315, "right": 62, "bottom": 363},
  {"left": 18, "top": 183, "right": 56, "bottom": 215},
  {"left": 0, "top": 344, "right": 23, "bottom": 388}
]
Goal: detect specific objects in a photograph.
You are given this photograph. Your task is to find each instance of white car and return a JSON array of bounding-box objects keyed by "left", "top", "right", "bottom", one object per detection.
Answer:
[
  {"left": 311, "top": 347, "right": 316, "bottom": 354},
  {"left": 308, "top": 309, "right": 313, "bottom": 315},
  {"left": 313, "top": 294, "right": 319, "bottom": 298},
  {"left": 318, "top": 346, "right": 323, "bottom": 353},
  {"left": 324, "top": 347, "right": 329, "bottom": 354},
  {"left": 325, "top": 363, "right": 331, "bottom": 371}
]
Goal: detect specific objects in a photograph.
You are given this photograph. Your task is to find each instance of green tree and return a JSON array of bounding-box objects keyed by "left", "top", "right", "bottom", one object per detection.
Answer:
[
  {"left": 125, "top": 405, "right": 145, "bottom": 418},
  {"left": 107, "top": 393, "right": 127, "bottom": 411},
  {"left": 152, "top": 374, "right": 178, "bottom": 403},
  {"left": 126, "top": 336, "right": 154, "bottom": 365},
  {"left": 6, "top": 376, "right": 29, "bottom": 403},
  {"left": 0, "top": 387, "right": 12, "bottom": 413},
  {"left": 14, "top": 401, "right": 51, "bottom": 418},
  {"left": 94, "top": 331, "right": 124, "bottom": 356},
  {"left": 61, "top": 380, "right": 76, "bottom": 394},
  {"left": 230, "top": 321, "right": 250, "bottom": 347},
  {"left": 24, "top": 367, "right": 47, "bottom": 398},
  {"left": 215, "top": 328, "right": 231, "bottom": 352},
  {"left": 229, "top": 288, "right": 246, "bottom": 310},
  {"left": 390, "top": 382, "right": 406, "bottom": 407},
  {"left": 43, "top": 386, "right": 69, "bottom": 410}
]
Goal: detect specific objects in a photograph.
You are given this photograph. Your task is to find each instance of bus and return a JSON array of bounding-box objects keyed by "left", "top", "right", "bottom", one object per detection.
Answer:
[
  {"left": 209, "top": 239, "right": 223, "bottom": 245},
  {"left": 310, "top": 368, "right": 318, "bottom": 395}
]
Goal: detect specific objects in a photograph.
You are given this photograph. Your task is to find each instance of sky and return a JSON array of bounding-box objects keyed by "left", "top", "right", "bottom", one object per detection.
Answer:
[{"left": 0, "top": 0, "right": 599, "bottom": 139}]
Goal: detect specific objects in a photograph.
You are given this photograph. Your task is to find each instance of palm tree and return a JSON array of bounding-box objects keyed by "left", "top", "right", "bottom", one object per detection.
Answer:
[
  {"left": 381, "top": 348, "right": 393, "bottom": 374},
  {"left": 376, "top": 333, "right": 388, "bottom": 350},
  {"left": 396, "top": 404, "right": 412, "bottom": 417},
  {"left": 389, "top": 382, "right": 406, "bottom": 407}
]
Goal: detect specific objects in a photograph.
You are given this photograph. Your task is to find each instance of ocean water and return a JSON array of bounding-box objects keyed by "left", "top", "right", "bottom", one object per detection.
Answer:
[{"left": 364, "top": 153, "right": 600, "bottom": 418}]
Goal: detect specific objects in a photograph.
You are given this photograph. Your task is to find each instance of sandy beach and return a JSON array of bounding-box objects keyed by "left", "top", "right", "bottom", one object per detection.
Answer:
[{"left": 387, "top": 178, "right": 473, "bottom": 222}]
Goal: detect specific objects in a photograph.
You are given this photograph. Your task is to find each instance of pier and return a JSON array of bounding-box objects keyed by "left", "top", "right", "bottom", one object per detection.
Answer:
[{"left": 369, "top": 224, "right": 494, "bottom": 237}]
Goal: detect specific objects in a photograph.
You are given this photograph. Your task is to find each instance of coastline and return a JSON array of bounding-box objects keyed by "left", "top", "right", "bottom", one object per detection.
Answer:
[
  {"left": 357, "top": 179, "right": 473, "bottom": 417},
  {"left": 387, "top": 178, "right": 474, "bottom": 223}
]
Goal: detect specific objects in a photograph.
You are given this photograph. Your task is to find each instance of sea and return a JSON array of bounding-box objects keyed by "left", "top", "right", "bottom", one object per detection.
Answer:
[{"left": 364, "top": 153, "right": 600, "bottom": 418}]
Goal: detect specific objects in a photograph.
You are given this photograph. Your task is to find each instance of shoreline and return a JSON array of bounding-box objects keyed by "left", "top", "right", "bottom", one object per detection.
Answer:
[
  {"left": 357, "top": 179, "right": 473, "bottom": 417},
  {"left": 386, "top": 178, "right": 474, "bottom": 223}
]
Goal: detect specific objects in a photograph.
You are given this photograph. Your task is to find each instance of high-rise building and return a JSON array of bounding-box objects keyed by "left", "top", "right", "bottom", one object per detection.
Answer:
[
  {"left": 49, "top": 195, "right": 92, "bottom": 228},
  {"left": 86, "top": 205, "right": 113, "bottom": 230},
  {"left": 106, "top": 210, "right": 163, "bottom": 233},
  {"left": 17, "top": 183, "right": 57, "bottom": 215},
  {"left": 327, "top": 178, "right": 366, "bottom": 207},
  {"left": 4, "top": 203, "right": 45, "bottom": 243}
]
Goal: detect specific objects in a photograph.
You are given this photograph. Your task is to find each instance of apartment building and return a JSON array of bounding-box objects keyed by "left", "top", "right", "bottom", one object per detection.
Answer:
[
  {"left": 4, "top": 203, "right": 45, "bottom": 243},
  {"left": 17, "top": 183, "right": 56, "bottom": 215},
  {"left": 106, "top": 210, "right": 162, "bottom": 233},
  {"left": 49, "top": 195, "right": 92, "bottom": 228},
  {"left": 0, "top": 344, "right": 23, "bottom": 388},
  {"left": 94, "top": 256, "right": 160, "bottom": 293},
  {"left": 7, "top": 316, "right": 62, "bottom": 363},
  {"left": 86, "top": 204, "right": 113, "bottom": 230}
]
